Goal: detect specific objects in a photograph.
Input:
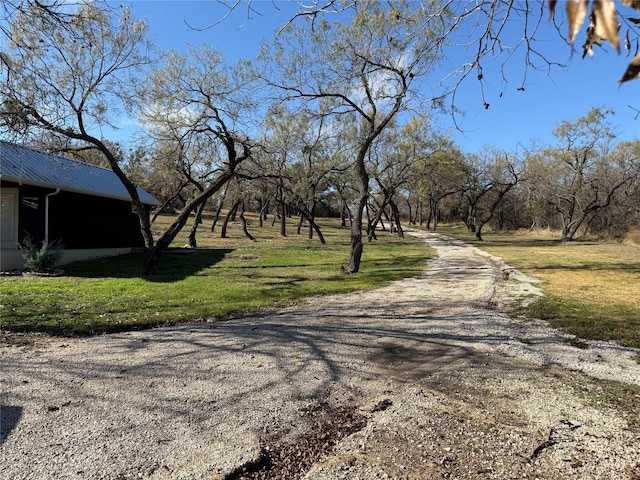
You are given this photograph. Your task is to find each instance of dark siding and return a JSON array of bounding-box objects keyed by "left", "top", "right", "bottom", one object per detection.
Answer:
[
  {"left": 1, "top": 181, "right": 145, "bottom": 249},
  {"left": 19, "top": 185, "right": 48, "bottom": 245},
  {"left": 1, "top": 181, "right": 47, "bottom": 245},
  {"left": 48, "top": 191, "right": 145, "bottom": 248}
]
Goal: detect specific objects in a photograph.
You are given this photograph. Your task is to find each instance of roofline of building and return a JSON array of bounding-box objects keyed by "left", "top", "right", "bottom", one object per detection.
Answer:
[{"left": 0, "top": 174, "right": 161, "bottom": 206}]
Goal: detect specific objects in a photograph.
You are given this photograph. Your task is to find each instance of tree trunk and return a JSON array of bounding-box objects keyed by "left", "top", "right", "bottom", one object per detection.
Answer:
[
  {"left": 211, "top": 189, "right": 227, "bottom": 232},
  {"left": 283, "top": 200, "right": 325, "bottom": 244},
  {"left": 497, "top": 210, "right": 505, "bottom": 231},
  {"left": 341, "top": 204, "right": 348, "bottom": 227},
  {"left": 187, "top": 201, "right": 207, "bottom": 248},
  {"left": 389, "top": 199, "right": 404, "bottom": 238},
  {"left": 406, "top": 199, "right": 413, "bottom": 225},
  {"left": 297, "top": 213, "right": 304, "bottom": 235},
  {"left": 367, "top": 202, "right": 379, "bottom": 242},
  {"left": 142, "top": 245, "right": 164, "bottom": 277},
  {"left": 432, "top": 201, "right": 440, "bottom": 231},
  {"left": 140, "top": 165, "right": 237, "bottom": 275},
  {"left": 562, "top": 218, "right": 583, "bottom": 242},
  {"left": 258, "top": 198, "right": 269, "bottom": 228},
  {"left": 142, "top": 200, "right": 200, "bottom": 274},
  {"left": 348, "top": 190, "right": 368, "bottom": 273},
  {"left": 462, "top": 203, "right": 477, "bottom": 232},
  {"left": 280, "top": 198, "right": 287, "bottom": 237},
  {"left": 427, "top": 197, "right": 437, "bottom": 230},
  {"left": 309, "top": 218, "right": 325, "bottom": 244},
  {"left": 221, "top": 200, "right": 240, "bottom": 238},
  {"left": 239, "top": 202, "right": 256, "bottom": 242},
  {"left": 308, "top": 200, "right": 317, "bottom": 240}
]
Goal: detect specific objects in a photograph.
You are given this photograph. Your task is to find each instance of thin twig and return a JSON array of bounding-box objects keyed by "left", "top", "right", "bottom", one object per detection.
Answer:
[{"left": 530, "top": 427, "right": 556, "bottom": 461}]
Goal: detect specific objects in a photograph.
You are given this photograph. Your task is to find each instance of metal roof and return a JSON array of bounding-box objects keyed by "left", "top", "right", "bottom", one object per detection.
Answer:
[{"left": 0, "top": 141, "right": 160, "bottom": 205}]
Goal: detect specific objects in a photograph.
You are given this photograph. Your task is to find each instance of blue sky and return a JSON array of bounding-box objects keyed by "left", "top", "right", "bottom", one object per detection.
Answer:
[{"left": 124, "top": 0, "right": 639, "bottom": 153}]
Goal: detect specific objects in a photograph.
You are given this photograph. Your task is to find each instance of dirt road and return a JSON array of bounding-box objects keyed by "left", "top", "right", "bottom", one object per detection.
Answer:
[{"left": 2, "top": 230, "right": 639, "bottom": 479}]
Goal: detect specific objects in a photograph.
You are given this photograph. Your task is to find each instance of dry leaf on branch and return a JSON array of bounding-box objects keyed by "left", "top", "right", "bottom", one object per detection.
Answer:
[
  {"left": 548, "top": 0, "right": 557, "bottom": 19},
  {"left": 548, "top": 0, "right": 640, "bottom": 81},
  {"left": 583, "top": 14, "right": 604, "bottom": 57},
  {"left": 593, "top": 0, "right": 621, "bottom": 50},
  {"left": 619, "top": 52, "right": 640, "bottom": 82},
  {"left": 567, "top": 0, "right": 590, "bottom": 42},
  {"left": 621, "top": 0, "right": 640, "bottom": 12}
]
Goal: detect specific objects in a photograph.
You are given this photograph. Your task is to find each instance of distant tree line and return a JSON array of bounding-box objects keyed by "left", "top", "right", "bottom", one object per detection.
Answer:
[
  {"left": 125, "top": 106, "right": 640, "bottom": 245},
  {"left": 1, "top": 1, "right": 639, "bottom": 274}
]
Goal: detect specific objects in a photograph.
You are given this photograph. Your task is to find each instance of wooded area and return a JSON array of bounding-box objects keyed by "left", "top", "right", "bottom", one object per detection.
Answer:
[{"left": 1, "top": 0, "right": 639, "bottom": 274}]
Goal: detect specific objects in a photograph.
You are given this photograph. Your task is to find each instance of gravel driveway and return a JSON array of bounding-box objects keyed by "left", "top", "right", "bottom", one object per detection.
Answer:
[{"left": 2, "top": 230, "right": 639, "bottom": 479}]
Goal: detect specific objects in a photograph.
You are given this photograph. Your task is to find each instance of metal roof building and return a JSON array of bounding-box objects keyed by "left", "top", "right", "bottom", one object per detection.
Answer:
[
  {"left": 0, "top": 141, "right": 159, "bottom": 205},
  {"left": 1, "top": 141, "right": 159, "bottom": 270}
]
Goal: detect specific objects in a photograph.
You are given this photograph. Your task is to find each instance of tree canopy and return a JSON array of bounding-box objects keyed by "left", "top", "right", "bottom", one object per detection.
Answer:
[{"left": 1, "top": 0, "right": 638, "bottom": 275}]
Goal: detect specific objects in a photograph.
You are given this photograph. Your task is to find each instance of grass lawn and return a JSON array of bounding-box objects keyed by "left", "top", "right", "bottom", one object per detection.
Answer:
[
  {"left": 439, "top": 225, "right": 640, "bottom": 350},
  {"left": 0, "top": 214, "right": 431, "bottom": 336}
]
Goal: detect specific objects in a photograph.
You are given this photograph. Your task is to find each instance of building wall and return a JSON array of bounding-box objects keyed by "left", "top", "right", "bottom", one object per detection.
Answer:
[
  {"left": 1, "top": 247, "right": 138, "bottom": 271},
  {"left": 1, "top": 181, "right": 149, "bottom": 270},
  {"left": 48, "top": 190, "right": 146, "bottom": 249},
  {"left": 16, "top": 184, "right": 48, "bottom": 244}
]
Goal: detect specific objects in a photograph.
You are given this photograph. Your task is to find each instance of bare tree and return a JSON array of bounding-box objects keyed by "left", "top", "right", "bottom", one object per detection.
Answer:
[
  {"left": 1, "top": 2, "right": 157, "bottom": 252},
  {"left": 473, "top": 152, "right": 522, "bottom": 241},
  {"left": 1, "top": 3, "right": 253, "bottom": 273},
  {"left": 366, "top": 118, "right": 441, "bottom": 240},
  {"left": 541, "top": 108, "right": 639, "bottom": 241},
  {"left": 138, "top": 45, "right": 257, "bottom": 266},
  {"left": 259, "top": 1, "right": 445, "bottom": 272}
]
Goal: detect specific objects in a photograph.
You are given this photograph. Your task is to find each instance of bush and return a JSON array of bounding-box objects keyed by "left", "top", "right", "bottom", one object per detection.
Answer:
[{"left": 20, "top": 233, "right": 65, "bottom": 273}]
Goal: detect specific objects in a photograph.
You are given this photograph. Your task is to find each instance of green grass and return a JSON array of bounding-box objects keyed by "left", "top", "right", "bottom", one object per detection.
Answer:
[
  {"left": 438, "top": 225, "right": 640, "bottom": 349},
  {"left": 0, "top": 215, "right": 432, "bottom": 336},
  {"left": 570, "top": 377, "right": 640, "bottom": 427}
]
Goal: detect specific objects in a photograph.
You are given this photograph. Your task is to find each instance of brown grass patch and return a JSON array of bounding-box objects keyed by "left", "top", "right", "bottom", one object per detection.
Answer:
[
  {"left": 537, "top": 270, "right": 640, "bottom": 309},
  {"left": 439, "top": 225, "right": 640, "bottom": 348}
]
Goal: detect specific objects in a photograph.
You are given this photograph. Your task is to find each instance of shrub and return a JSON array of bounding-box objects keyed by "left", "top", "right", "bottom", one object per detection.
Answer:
[{"left": 20, "top": 233, "right": 65, "bottom": 273}]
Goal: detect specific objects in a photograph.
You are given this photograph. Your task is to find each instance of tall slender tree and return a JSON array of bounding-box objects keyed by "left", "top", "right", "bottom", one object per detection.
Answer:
[{"left": 260, "top": 0, "right": 445, "bottom": 272}]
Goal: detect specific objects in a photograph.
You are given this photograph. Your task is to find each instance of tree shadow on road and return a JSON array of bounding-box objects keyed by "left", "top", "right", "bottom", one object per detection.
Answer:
[{"left": 0, "top": 405, "right": 22, "bottom": 444}]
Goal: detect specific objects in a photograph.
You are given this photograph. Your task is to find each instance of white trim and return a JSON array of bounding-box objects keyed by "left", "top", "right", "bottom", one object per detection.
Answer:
[
  {"left": 1, "top": 247, "right": 136, "bottom": 272},
  {"left": 58, "top": 248, "right": 134, "bottom": 265}
]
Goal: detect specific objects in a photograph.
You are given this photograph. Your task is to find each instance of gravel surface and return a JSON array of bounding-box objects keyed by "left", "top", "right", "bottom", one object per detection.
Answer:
[{"left": 1, "top": 230, "right": 639, "bottom": 479}]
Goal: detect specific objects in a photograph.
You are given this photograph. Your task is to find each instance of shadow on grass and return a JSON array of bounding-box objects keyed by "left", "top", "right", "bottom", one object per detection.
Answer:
[
  {"left": 471, "top": 239, "right": 563, "bottom": 248},
  {"left": 526, "top": 295, "right": 640, "bottom": 349},
  {"left": 1, "top": 314, "right": 192, "bottom": 338},
  {"left": 533, "top": 261, "right": 640, "bottom": 273},
  {"left": 65, "top": 248, "right": 235, "bottom": 282}
]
